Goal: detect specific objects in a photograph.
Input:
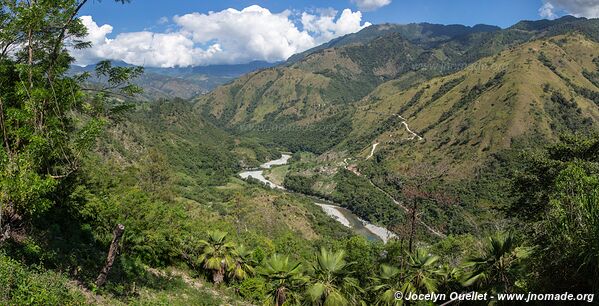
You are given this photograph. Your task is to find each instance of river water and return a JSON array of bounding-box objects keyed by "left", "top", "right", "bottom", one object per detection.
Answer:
[
  {"left": 239, "top": 154, "right": 397, "bottom": 243},
  {"left": 239, "top": 154, "right": 291, "bottom": 189}
]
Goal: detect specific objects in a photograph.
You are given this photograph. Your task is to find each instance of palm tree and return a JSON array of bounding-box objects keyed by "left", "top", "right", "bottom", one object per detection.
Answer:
[
  {"left": 371, "top": 249, "right": 440, "bottom": 305},
  {"left": 461, "top": 233, "right": 528, "bottom": 293},
  {"left": 306, "top": 248, "right": 364, "bottom": 305},
  {"left": 228, "top": 244, "right": 255, "bottom": 281},
  {"left": 259, "top": 253, "right": 305, "bottom": 306},
  {"left": 371, "top": 264, "right": 403, "bottom": 306},
  {"left": 402, "top": 249, "right": 440, "bottom": 293},
  {"left": 198, "top": 230, "right": 236, "bottom": 284},
  {"left": 436, "top": 263, "right": 461, "bottom": 292}
]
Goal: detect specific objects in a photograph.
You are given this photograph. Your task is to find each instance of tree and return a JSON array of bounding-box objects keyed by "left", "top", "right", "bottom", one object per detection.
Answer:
[
  {"left": 198, "top": 230, "right": 236, "bottom": 285},
  {"left": 511, "top": 134, "right": 599, "bottom": 291},
  {"left": 228, "top": 244, "right": 255, "bottom": 282},
  {"left": 371, "top": 249, "right": 441, "bottom": 305},
  {"left": 511, "top": 134, "right": 599, "bottom": 221},
  {"left": 306, "top": 248, "right": 364, "bottom": 306},
  {"left": 390, "top": 163, "right": 450, "bottom": 252},
  {"left": 461, "top": 233, "right": 529, "bottom": 293},
  {"left": 401, "top": 249, "right": 440, "bottom": 294},
  {"left": 259, "top": 253, "right": 305, "bottom": 306},
  {"left": 139, "top": 147, "right": 172, "bottom": 199},
  {"left": 544, "top": 164, "right": 599, "bottom": 291},
  {"left": 0, "top": 0, "right": 141, "bottom": 242},
  {"left": 344, "top": 236, "right": 380, "bottom": 286}
]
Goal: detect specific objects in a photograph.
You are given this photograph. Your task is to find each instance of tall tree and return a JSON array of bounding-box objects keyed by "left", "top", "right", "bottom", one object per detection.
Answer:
[{"left": 0, "top": 0, "right": 140, "bottom": 241}]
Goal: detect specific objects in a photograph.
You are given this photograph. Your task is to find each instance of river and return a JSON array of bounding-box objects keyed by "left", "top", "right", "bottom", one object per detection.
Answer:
[
  {"left": 239, "top": 154, "right": 397, "bottom": 243},
  {"left": 239, "top": 154, "right": 291, "bottom": 189}
]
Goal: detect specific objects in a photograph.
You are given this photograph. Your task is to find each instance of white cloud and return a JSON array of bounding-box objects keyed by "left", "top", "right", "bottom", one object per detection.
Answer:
[
  {"left": 72, "top": 16, "right": 220, "bottom": 67},
  {"left": 539, "top": 3, "right": 557, "bottom": 19},
  {"left": 302, "top": 9, "right": 371, "bottom": 44},
  {"left": 172, "top": 5, "right": 315, "bottom": 65},
  {"left": 73, "top": 6, "right": 370, "bottom": 68},
  {"left": 351, "top": 0, "right": 391, "bottom": 11},
  {"left": 539, "top": 0, "right": 599, "bottom": 19}
]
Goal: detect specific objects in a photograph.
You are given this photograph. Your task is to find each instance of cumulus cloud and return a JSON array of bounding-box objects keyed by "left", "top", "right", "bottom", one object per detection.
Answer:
[
  {"left": 351, "top": 0, "right": 391, "bottom": 11},
  {"left": 73, "top": 5, "right": 370, "bottom": 67},
  {"left": 71, "top": 16, "right": 220, "bottom": 67},
  {"left": 302, "top": 9, "right": 371, "bottom": 44},
  {"left": 539, "top": 3, "right": 557, "bottom": 19},
  {"left": 539, "top": 0, "right": 599, "bottom": 19},
  {"left": 172, "top": 5, "right": 316, "bottom": 65}
]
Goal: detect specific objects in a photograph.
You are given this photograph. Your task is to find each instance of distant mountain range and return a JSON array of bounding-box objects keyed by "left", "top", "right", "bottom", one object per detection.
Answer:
[{"left": 69, "top": 60, "right": 277, "bottom": 100}]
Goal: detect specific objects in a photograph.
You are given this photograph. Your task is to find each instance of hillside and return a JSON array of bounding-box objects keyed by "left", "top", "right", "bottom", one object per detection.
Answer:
[
  {"left": 4, "top": 2, "right": 599, "bottom": 303},
  {"left": 195, "top": 16, "right": 599, "bottom": 153},
  {"left": 345, "top": 33, "right": 599, "bottom": 176},
  {"left": 276, "top": 33, "right": 599, "bottom": 237}
]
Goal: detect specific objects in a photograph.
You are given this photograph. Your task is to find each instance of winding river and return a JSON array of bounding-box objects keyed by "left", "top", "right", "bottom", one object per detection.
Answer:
[{"left": 239, "top": 154, "right": 397, "bottom": 243}]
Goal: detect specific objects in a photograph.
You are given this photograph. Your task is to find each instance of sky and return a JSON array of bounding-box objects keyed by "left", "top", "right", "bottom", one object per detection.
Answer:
[{"left": 72, "top": 0, "right": 599, "bottom": 68}]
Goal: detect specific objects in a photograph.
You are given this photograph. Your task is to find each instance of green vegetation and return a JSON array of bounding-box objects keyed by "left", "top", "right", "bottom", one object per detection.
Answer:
[
  {"left": 2, "top": 3, "right": 599, "bottom": 305},
  {"left": 241, "top": 111, "right": 353, "bottom": 154},
  {"left": 332, "top": 169, "right": 404, "bottom": 226},
  {"left": 511, "top": 135, "right": 599, "bottom": 291},
  {"left": 0, "top": 253, "right": 85, "bottom": 305},
  {"left": 433, "top": 70, "right": 505, "bottom": 128},
  {"left": 415, "top": 76, "right": 465, "bottom": 115},
  {"left": 545, "top": 89, "right": 591, "bottom": 133}
]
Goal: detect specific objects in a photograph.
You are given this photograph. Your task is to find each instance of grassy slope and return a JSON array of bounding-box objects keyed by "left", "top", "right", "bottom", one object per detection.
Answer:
[
  {"left": 345, "top": 34, "right": 599, "bottom": 176},
  {"left": 194, "top": 17, "right": 599, "bottom": 155}
]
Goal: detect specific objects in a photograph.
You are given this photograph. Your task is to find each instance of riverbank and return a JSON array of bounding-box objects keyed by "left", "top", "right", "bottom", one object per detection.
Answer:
[{"left": 239, "top": 154, "right": 397, "bottom": 243}]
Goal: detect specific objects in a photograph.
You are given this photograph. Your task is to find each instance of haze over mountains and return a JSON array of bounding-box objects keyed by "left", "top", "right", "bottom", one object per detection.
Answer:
[{"left": 70, "top": 60, "right": 276, "bottom": 100}]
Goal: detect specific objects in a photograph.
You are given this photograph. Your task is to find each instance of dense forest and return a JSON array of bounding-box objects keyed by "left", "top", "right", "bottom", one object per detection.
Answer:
[{"left": 1, "top": 1, "right": 598, "bottom": 305}]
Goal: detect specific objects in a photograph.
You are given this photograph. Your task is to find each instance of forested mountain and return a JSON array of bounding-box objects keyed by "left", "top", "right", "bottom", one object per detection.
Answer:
[
  {"left": 196, "top": 16, "right": 599, "bottom": 153},
  {"left": 274, "top": 33, "right": 599, "bottom": 244},
  {"left": 346, "top": 33, "right": 599, "bottom": 175},
  {"left": 1, "top": 1, "right": 599, "bottom": 304}
]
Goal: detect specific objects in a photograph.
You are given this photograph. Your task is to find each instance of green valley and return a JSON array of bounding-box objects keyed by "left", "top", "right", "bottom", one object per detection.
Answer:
[{"left": 1, "top": 1, "right": 599, "bottom": 305}]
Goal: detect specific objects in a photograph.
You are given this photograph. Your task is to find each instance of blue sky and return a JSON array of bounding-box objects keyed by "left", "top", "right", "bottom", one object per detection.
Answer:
[
  {"left": 73, "top": 0, "right": 599, "bottom": 67},
  {"left": 82, "top": 0, "right": 543, "bottom": 33}
]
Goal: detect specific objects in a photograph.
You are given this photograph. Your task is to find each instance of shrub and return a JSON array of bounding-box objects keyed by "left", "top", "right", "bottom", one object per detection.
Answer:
[
  {"left": 0, "top": 254, "right": 85, "bottom": 305},
  {"left": 237, "top": 277, "right": 267, "bottom": 302}
]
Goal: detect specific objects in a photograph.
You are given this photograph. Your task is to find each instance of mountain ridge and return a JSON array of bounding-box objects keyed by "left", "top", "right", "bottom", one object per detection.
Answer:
[
  {"left": 69, "top": 60, "right": 277, "bottom": 100},
  {"left": 195, "top": 16, "right": 599, "bottom": 154}
]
